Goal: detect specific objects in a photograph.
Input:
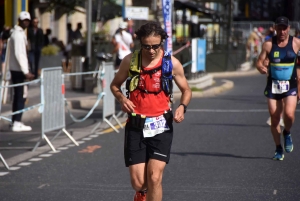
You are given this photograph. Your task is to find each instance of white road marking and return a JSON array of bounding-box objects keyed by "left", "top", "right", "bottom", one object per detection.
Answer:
[
  {"left": 18, "top": 162, "right": 31, "bottom": 166},
  {"left": 9, "top": 167, "right": 21, "bottom": 171},
  {"left": 39, "top": 154, "right": 52, "bottom": 157},
  {"left": 273, "top": 190, "right": 277, "bottom": 195},
  {"left": 58, "top": 147, "right": 69, "bottom": 150},
  {"left": 49, "top": 150, "right": 61, "bottom": 154},
  {"left": 77, "top": 141, "right": 85, "bottom": 144},
  {"left": 0, "top": 172, "right": 9, "bottom": 176},
  {"left": 89, "top": 135, "right": 99, "bottom": 138},
  {"left": 67, "top": 144, "right": 76, "bottom": 147},
  {"left": 29, "top": 158, "right": 42, "bottom": 162},
  {"left": 82, "top": 138, "right": 92, "bottom": 141},
  {"left": 38, "top": 183, "right": 50, "bottom": 189}
]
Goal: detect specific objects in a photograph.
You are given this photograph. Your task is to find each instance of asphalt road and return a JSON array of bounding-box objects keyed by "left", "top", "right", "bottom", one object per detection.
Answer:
[{"left": 1, "top": 74, "right": 300, "bottom": 201}]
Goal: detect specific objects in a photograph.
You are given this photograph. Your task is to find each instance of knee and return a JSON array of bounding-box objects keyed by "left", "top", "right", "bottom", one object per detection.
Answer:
[
  {"left": 131, "top": 177, "right": 147, "bottom": 192},
  {"left": 147, "top": 170, "right": 163, "bottom": 187}
]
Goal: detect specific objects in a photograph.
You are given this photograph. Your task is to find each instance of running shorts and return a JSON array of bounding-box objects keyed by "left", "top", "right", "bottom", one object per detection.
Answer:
[
  {"left": 264, "top": 87, "right": 297, "bottom": 100},
  {"left": 124, "top": 116, "right": 173, "bottom": 167}
]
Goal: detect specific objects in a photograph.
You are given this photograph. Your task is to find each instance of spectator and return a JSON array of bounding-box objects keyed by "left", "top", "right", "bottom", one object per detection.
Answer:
[
  {"left": 74, "top": 22, "right": 83, "bottom": 41},
  {"left": 65, "top": 23, "right": 75, "bottom": 67},
  {"left": 246, "top": 27, "right": 260, "bottom": 62},
  {"left": 43, "top": 28, "right": 52, "bottom": 47},
  {"left": 27, "top": 17, "right": 44, "bottom": 79},
  {"left": 1, "top": 26, "right": 10, "bottom": 76},
  {"left": 111, "top": 21, "right": 134, "bottom": 70},
  {"left": 265, "top": 26, "right": 276, "bottom": 41},
  {"left": 7, "top": 11, "right": 34, "bottom": 132}
]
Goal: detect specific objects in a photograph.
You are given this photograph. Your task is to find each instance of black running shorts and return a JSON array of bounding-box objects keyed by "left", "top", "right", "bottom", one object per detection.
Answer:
[{"left": 124, "top": 123, "right": 173, "bottom": 167}]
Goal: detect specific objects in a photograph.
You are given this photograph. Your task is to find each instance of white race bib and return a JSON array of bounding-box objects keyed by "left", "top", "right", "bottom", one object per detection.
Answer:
[
  {"left": 143, "top": 115, "right": 170, "bottom": 138},
  {"left": 272, "top": 80, "right": 289, "bottom": 94}
]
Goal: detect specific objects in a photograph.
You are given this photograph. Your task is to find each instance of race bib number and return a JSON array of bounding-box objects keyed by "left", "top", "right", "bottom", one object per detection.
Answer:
[
  {"left": 143, "top": 115, "right": 170, "bottom": 138},
  {"left": 272, "top": 80, "right": 289, "bottom": 94}
]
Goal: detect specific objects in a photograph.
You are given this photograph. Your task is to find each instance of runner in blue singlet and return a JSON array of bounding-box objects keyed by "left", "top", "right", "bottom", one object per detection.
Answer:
[{"left": 256, "top": 16, "right": 300, "bottom": 161}]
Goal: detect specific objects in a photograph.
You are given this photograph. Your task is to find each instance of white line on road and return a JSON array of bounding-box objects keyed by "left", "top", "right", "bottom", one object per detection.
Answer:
[
  {"left": 29, "top": 158, "right": 42, "bottom": 162},
  {"left": 18, "top": 162, "right": 31, "bottom": 166},
  {"left": 0, "top": 172, "right": 9, "bottom": 176},
  {"left": 67, "top": 144, "right": 76, "bottom": 147},
  {"left": 39, "top": 154, "right": 52, "bottom": 157},
  {"left": 49, "top": 150, "right": 61, "bottom": 154},
  {"left": 9, "top": 167, "right": 21, "bottom": 170},
  {"left": 273, "top": 190, "right": 277, "bottom": 195},
  {"left": 58, "top": 147, "right": 69, "bottom": 150},
  {"left": 82, "top": 138, "right": 92, "bottom": 141}
]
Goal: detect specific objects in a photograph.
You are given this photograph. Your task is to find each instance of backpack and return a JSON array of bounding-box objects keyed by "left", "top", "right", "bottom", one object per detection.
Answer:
[{"left": 125, "top": 50, "right": 173, "bottom": 99}]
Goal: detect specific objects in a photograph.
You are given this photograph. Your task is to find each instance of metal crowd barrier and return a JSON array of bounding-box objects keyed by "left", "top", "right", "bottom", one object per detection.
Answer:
[{"left": 91, "top": 61, "right": 123, "bottom": 133}]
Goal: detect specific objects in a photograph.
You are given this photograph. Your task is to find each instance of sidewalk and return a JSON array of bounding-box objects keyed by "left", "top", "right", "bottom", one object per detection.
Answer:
[{"left": 0, "top": 68, "right": 259, "bottom": 168}]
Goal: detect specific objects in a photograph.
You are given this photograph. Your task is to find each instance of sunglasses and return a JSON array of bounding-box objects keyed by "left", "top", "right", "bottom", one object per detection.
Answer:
[{"left": 141, "top": 43, "right": 161, "bottom": 50}]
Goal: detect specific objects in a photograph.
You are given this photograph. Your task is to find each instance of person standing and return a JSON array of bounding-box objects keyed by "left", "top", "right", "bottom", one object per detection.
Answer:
[
  {"left": 111, "top": 21, "right": 134, "bottom": 70},
  {"left": 27, "top": 17, "right": 44, "bottom": 79},
  {"left": 7, "top": 11, "right": 34, "bottom": 132},
  {"left": 256, "top": 16, "right": 300, "bottom": 160},
  {"left": 110, "top": 21, "right": 192, "bottom": 201}
]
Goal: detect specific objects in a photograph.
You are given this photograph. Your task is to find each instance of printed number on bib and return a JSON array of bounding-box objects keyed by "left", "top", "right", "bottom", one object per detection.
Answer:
[
  {"left": 143, "top": 115, "right": 170, "bottom": 138},
  {"left": 272, "top": 80, "right": 289, "bottom": 94}
]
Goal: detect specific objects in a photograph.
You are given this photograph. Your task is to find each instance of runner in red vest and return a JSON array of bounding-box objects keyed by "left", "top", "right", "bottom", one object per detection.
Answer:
[{"left": 110, "top": 21, "right": 192, "bottom": 201}]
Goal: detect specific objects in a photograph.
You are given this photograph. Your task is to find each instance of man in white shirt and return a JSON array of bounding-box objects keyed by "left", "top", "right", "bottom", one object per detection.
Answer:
[
  {"left": 6, "top": 11, "right": 34, "bottom": 132},
  {"left": 112, "top": 21, "right": 134, "bottom": 69}
]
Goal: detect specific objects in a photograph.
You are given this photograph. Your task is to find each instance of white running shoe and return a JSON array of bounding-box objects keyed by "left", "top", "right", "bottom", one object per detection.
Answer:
[
  {"left": 12, "top": 121, "right": 32, "bottom": 132},
  {"left": 266, "top": 117, "right": 271, "bottom": 126},
  {"left": 266, "top": 117, "right": 284, "bottom": 127}
]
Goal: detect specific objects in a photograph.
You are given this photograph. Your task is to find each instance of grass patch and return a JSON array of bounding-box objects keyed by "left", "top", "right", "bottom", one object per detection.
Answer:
[{"left": 191, "top": 87, "right": 202, "bottom": 92}]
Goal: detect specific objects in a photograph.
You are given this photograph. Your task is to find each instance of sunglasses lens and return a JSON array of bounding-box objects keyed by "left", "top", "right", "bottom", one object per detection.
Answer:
[{"left": 142, "top": 44, "right": 161, "bottom": 50}]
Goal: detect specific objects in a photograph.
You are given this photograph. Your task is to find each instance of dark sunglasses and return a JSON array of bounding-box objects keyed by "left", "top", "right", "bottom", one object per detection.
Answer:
[{"left": 141, "top": 43, "right": 161, "bottom": 50}]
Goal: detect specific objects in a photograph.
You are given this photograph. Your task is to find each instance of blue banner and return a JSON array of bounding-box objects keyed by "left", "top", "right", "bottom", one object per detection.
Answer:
[
  {"left": 197, "top": 39, "right": 206, "bottom": 72},
  {"left": 162, "top": 0, "right": 172, "bottom": 54}
]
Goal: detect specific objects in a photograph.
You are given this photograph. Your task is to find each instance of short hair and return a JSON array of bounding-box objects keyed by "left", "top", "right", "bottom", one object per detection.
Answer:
[{"left": 135, "top": 21, "right": 168, "bottom": 41}]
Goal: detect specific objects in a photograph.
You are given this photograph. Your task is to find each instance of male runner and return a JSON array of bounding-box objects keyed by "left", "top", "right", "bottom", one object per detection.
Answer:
[
  {"left": 110, "top": 22, "right": 192, "bottom": 200},
  {"left": 256, "top": 16, "right": 300, "bottom": 160}
]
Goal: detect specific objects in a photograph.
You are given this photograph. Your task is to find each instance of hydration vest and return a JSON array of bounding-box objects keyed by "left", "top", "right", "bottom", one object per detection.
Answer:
[{"left": 125, "top": 50, "right": 173, "bottom": 99}]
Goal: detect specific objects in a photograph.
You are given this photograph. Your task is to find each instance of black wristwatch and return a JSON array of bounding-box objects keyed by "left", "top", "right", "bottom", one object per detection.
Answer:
[{"left": 178, "top": 103, "right": 187, "bottom": 113}]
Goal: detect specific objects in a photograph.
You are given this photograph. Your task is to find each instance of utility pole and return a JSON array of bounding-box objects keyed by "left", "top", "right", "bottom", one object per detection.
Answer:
[{"left": 86, "top": 0, "right": 92, "bottom": 66}]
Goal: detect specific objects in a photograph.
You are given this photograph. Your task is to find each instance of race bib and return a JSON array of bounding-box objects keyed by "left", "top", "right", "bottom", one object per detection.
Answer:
[
  {"left": 143, "top": 115, "right": 170, "bottom": 138},
  {"left": 272, "top": 80, "right": 289, "bottom": 94}
]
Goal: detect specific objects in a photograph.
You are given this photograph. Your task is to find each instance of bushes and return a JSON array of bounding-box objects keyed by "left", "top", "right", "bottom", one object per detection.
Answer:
[{"left": 41, "top": 45, "right": 60, "bottom": 56}]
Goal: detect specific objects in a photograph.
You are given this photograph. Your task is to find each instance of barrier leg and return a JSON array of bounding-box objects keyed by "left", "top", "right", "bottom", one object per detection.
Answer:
[
  {"left": 103, "top": 118, "right": 119, "bottom": 133},
  {"left": 62, "top": 128, "right": 79, "bottom": 146},
  {"left": 0, "top": 153, "right": 10, "bottom": 170},
  {"left": 112, "top": 114, "right": 123, "bottom": 129},
  {"left": 32, "top": 134, "right": 56, "bottom": 152},
  {"left": 91, "top": 121, "right": 102, "bottom": 133}
]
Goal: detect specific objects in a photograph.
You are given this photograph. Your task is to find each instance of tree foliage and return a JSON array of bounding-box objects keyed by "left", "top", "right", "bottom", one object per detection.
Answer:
[{"left": 45, "top": 0, "right": 122, "bottom": 21}]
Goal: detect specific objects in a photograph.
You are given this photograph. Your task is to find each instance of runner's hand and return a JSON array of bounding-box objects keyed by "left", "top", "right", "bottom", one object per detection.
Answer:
[
  {"left": 257, "top": 66, "right": 268, "bottom": 74},
  {"left": 174, "top": 107, "right": 184, "bottom": 123},
  {"left": 121, "top": 99, "right": 135, "bottom": 113}
]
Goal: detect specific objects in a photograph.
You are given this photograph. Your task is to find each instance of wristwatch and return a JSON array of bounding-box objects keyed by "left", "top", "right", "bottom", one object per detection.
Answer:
[{"left": 179, "top": 103, "right": 187, "bottom": 113}]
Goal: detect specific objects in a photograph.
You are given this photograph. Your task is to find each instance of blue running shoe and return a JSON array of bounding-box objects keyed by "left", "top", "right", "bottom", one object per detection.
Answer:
[
  {"left": 273, "top": 149, "right": 284, "bottom": 161},
  {"left": 284, "top": 134, "right": 293, "bottom": 153}
]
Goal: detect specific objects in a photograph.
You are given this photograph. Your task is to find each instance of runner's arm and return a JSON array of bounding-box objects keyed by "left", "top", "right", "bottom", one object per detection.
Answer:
[
  {"left": 256, "top": 41, "right": 271, "bottom": 74},
  {"left": 294, "top": 38, "right": 300, "bottom": 100},
  {"left": 110, "top": 53, "right": 136, "bottom": 113},
  {"left": 172, "top": 56, "right": 192, "bottom": 123}
]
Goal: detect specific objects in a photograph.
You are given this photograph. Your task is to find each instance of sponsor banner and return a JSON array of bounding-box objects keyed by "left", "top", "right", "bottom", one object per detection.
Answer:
[{"left": 162, "top": 0, "right": 172, "bottom": 54}]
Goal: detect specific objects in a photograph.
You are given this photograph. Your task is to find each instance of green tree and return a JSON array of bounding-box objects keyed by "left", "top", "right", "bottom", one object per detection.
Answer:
[{"left": 44, "top": 0, "right": 122, "bottom": 21}]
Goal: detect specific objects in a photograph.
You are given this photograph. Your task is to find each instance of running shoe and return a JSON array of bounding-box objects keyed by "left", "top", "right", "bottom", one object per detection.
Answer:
[
  {"left": 273, "top": 149, "right": 284, "bottom": 161},
  {"left": 133, "top": 191, "right": 147, "bottom": 201},
  {"left": 283, "top": 134, "right": 293, "bottom": 153},
  {"left": 266, "top": 117, "right": 284, "bottom": 127}
]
